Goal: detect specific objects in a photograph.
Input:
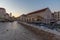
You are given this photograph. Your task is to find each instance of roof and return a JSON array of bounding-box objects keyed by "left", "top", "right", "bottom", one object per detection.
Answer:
[
  {"left": 27, "top": 8, "right": 49, "bottom": 15},
  {"left": 0, "top": 8, "right": 5, "bottom": 10}
]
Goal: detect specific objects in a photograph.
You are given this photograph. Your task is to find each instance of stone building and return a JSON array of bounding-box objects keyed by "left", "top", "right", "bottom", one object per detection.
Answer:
[
  {"left": 19, "top": 14, "right": 27, "bottom": 22},
  {"left": 26, "top": 8, "right": 52, "bottom": 24},
  {"left": 4, "top": 13, "right": 10, "bottom": 19},
  {"left": 53, "top": 12, "right": 60, "bottom": 21},
  {"left": 19, "top": 8, "right": 52, "bottom": 24},
  {"left": 53, "top": 12, "right": 60, "bottom": 24},
  {"left": 0, "top": 8, "right": 11, "bottom": 21},
  {"left": 0, "top": 8, "right": 6, "bottom": 18}
]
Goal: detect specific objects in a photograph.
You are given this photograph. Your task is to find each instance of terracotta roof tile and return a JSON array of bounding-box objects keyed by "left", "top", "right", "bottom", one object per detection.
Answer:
[{"left": 27, "top": 8, "right": 49, "bottom": 15}]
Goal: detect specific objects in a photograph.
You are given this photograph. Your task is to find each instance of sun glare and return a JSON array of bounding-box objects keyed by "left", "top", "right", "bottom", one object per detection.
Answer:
[{"left": 12, "top": 13, "right": 20, "bottom": 17}]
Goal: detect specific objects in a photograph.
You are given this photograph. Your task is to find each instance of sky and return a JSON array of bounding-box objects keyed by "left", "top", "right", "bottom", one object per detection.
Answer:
[{"left": 0, "top": 0, "right": 60, "bottom": 17}]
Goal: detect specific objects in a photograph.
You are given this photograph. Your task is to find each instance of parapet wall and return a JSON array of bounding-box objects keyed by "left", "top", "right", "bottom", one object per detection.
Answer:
[{"left": 18, "top": 22, "right": 60, "bottom": 40}]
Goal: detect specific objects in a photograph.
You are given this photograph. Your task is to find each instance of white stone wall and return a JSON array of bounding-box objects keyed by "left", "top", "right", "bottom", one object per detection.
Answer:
[
  {"left": 53, "top": 12, "right": 60, "bottom": 24},
  {"left": 0, "top": 8, "right": 6, "bottom": 18},
  {"left": 54, "top": 12, "right": 58, "bottom": 21},
  {"left": 27, "top": 8, "right": 52, "bottom": 24}
]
